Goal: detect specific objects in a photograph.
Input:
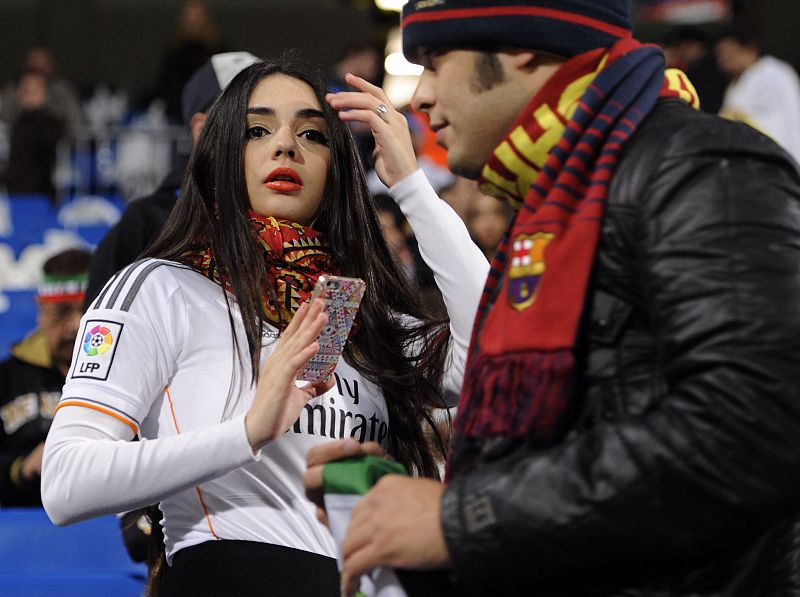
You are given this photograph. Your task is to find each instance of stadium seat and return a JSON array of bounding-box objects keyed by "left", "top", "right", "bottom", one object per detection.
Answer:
[
  {"left": 3, "top": 195, "right": 60, "bottom": 258},
  {"left": 0, "top": 290, "right": 38, "bottom": 359},
  {"left": 0, "top": 509, "right": 146, "bottom": 596},
  {"left": 0, "top": 244, "right": 15, "bottom": 289}
]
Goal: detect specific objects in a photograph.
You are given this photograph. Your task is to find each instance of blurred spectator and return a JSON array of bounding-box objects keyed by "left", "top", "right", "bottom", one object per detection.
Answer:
[
  {"left": 0, "top": 46, "right": 85, "bottom": 137},
  {"left": 440, "top": 175, "right": 484, "bottom": 222},
  {"left": 154, "top": 0, "right": 229, "bottom": 123},
  {"left": 374, "top": 193, "right": 416, "bottom": 279},
  {"left": 464, "top": 192, "right": 513, "bottom": 261},
  {"left": 327, "top": 43, "right": 383, "bottom": 168},
  {"left": 374, "top": 193, "right": 444, "bottom": 315},
  {"left": 328, "top": 43, "right": 382, "bottom": 91},
  {"left": 2, "top": 70, "right": 66, "bottom": 201},
  {"left": 661, "top": 26, "right": 729, "bottom": 113},
  {"left": 0, "top": 247, "right": 90, "bottom": 507},
  {"left": 717, "top": 20, "right": 800, "bottom": 163},
  {"left": 82, "top": 84, "right": 129, "bottom": 132},
  {"left": 85, "top": 51, "right": 258, "bottom": 305}
]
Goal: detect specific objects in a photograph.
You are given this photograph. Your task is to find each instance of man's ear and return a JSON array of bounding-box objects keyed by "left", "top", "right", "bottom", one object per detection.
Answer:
[
  {"left": 504, "top": 50, "right": 564, "bottom": 74},
  {"left": 501, "top": 49, "right": 565, "bottom": 97},
  {"left": 508, "top": 50, "right": 539, "bottom": 71},
  {"left": 190, "top": 112, "right": 208, "bottom": 142}
]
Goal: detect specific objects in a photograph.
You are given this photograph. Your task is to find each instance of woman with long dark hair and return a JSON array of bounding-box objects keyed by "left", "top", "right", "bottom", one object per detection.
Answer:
[{"left": 40, "top": 55, "right": 487, "bottom": 595}]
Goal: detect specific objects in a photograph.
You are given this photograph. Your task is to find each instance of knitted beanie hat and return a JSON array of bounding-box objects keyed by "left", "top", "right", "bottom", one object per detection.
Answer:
[
  {"left": 402, "top": 0, "right": 632, "bottom": 62},
  {"left": 181, "top": 51, "right": 259, "bottom": 125}
]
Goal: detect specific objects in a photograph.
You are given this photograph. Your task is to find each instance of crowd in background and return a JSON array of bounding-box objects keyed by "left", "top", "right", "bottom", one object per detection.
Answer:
[
  {"left": 0, "top": 1, "right": 513, "bottom": 330},
  {"left": 0, "top": 2, "right": 799, "bottom": 282},
  {"left": 0, "top": 4, "right": 798, "bottom": 265},
  {"left": 1, "top": 0, "right": 800, "bottom": 593}
]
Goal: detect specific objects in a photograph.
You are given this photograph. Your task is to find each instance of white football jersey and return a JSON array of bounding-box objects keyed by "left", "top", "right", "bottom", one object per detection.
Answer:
[
  {"left": 45, "top": 170, "right": 488, "bottom": 563},
  {"left": 64, "top": 259, "right": 399, "bottom": 561}
]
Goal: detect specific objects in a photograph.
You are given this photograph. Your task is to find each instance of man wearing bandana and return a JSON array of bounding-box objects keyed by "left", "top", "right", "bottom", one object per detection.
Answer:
[
  {"left": 0, "top": 248, "right": 90, "bottom": 506},
  {"left": 306, "top": 2, "right": 800, "bottom": 595}
]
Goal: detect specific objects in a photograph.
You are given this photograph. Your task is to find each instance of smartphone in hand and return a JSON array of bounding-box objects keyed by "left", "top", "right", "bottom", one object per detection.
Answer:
[{"left": 296, "top": 275, "right": 366, "bottom": 383}]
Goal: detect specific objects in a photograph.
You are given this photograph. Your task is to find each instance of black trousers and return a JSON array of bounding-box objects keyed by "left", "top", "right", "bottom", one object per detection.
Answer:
[{"left": 158, "top": 540, "right": 340, "bottom": 596}]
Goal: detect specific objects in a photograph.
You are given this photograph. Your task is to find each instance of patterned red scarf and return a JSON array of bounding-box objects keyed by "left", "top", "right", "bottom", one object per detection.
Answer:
[
  {"left": 183, "top": 212, "right": 334, "bottom": 330},
  {"left": 448, "top": 39, "right": 698, "bottom": 478}
]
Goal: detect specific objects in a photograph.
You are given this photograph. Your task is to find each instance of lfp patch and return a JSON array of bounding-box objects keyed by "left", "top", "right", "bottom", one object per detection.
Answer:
[
  {"left": 71, "top": 320, "right": 124, "bottom": 380},
  {"left": 508, "top": 232, "right": 554, "bottom": 311}
]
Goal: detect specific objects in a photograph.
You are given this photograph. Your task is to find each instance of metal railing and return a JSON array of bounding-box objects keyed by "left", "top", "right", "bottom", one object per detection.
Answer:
[{"left": 53, "top": 123, "right": 191, "bottom": 201}]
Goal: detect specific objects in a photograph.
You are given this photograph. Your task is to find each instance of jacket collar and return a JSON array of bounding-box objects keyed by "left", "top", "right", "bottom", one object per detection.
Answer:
[{"left": 11, "top": 330, "right": 54, "bottom": 370}]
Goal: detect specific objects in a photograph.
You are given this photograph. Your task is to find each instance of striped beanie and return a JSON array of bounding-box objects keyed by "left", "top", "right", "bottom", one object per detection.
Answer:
[{"left": 402, "top": 0, "right": 632, "bottom": 62}]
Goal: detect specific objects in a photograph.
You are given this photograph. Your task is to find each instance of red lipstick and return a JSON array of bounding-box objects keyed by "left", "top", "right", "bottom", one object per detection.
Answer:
[{"left": 264, "top": 167, "right": 303, "bottom": 193}]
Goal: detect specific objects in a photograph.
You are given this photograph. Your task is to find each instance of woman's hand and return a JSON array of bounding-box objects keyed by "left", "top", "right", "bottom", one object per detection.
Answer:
[
  {"left": 245, "top": 300, "right": 334, "bottom": 452},
  {"left": 326, "top": 73, "right": 418, "bottom": 188}
]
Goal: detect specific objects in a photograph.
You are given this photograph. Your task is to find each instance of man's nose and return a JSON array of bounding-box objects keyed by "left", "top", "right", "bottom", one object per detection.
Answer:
[{"left": 410, "top": 70, "right": 434, "bottom": 114}]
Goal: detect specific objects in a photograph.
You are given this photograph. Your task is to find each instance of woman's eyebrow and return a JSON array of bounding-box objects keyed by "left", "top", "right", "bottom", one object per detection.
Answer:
[
  {"left": 246, "top": 107, "right": 324, "bottom": 120},
  {"left": 247, "top": 106, "right": 275, "bottom": 116},
  {"left": 296, "top": 108, "right": 325, "bottom": 120}
]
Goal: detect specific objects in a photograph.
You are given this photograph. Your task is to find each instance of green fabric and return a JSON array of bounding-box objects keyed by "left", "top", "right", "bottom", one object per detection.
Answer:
[
  {"left": 323, "top": 455, "right": 407, "bottom": 496},
  {"left": 38, "top": 273, "right": 88, "bottom": 297},
  {"left": 41, "top": 273, "right": 89, "bottom": 284}
]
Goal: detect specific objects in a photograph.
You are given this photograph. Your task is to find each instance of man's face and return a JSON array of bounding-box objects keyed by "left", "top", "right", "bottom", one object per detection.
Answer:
[
  {"left": 410, "top": 49, "right": 523, "bottom": 180},
  {"left": 715, "top": 38, "right": 757, "bottom": 78},
  {"left": 17, "top": 72, "right": 47, "bottom": 111},
  {"left": 38, "top": 300, "right": 83, "bottom": 375}
]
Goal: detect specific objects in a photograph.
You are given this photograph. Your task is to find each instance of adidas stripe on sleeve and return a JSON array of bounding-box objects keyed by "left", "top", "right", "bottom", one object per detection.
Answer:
[{"left": 59, "top": 259, "right": 189, "bottom": 432}]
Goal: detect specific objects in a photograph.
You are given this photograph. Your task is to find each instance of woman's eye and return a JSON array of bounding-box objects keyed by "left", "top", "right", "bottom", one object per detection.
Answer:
[
  {"left": 246, "top": 125, "right": 268, "bottom": 139},
  {"left": 300, "top": 129, "right": 329, "bottom": 145}
]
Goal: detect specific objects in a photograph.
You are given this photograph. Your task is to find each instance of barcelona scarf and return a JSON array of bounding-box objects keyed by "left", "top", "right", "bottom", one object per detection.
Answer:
[
  {"left": 183, "top": 212, "right": 334, "bottom": 330},
  {"left": 448, "top": 39, "right": 698, "bottom": 477}
]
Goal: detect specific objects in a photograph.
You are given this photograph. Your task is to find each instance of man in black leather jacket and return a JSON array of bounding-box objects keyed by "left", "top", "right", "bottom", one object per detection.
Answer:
[{"left": 306, "top": 2, "right": 800, "bottom": 596}]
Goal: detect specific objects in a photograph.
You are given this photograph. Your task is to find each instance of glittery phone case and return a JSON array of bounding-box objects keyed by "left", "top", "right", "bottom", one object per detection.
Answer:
[{"left": 296, "top": 275, "right": 366, "bottom": 383}]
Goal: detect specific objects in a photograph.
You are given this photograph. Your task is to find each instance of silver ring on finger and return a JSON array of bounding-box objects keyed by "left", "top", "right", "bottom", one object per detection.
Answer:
[{"left": 375, "top": 103, "right": 389, "bottom": 122}]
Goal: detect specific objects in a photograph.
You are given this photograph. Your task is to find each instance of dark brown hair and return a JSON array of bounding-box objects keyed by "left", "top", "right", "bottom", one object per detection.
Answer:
[
  {"left": 43, "top": 248, "right": 92, "bottom": 276},
  {"left": 472, "top": 51, "right": 506, "bottom": 91}
]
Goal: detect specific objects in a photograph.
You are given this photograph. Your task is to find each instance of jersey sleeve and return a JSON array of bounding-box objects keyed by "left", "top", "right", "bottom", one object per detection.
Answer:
[
  {"left": 390, "top": 170, "right": 490, "bottom": 403},
  {"left": 42, "top": 396, "right": 258, "bottom": 525},
  {"left": 43, "top": 260, "right": 262, "bottom": 525},
  {"left": 60, "top": 260, "right": 186, "bottom": 433}
]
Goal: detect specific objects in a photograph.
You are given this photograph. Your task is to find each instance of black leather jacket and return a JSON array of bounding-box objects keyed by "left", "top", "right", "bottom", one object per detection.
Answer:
[{"left": 441, "top": 100, "right": 800, "bottom": 596}]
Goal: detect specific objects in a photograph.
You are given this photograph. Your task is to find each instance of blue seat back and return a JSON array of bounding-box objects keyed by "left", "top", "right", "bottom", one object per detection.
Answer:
[
  {"left": 0, "top": 290, "right": 38, "bottom": 359},
  {"left": 0, "top": 509, "right": 146, "bottom": 595}
]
